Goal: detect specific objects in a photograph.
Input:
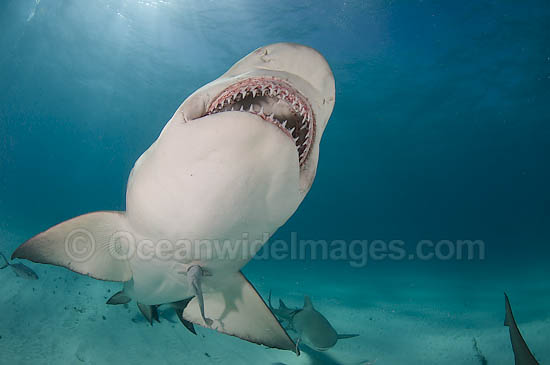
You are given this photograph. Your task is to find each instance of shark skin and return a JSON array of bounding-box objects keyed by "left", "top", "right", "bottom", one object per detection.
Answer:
[
  {"left": 11, "top": 43, "right": 335, "bottom": 354},
  {"left": 269, "top": 291, "right": 359, "bottom": 352},
  {"left": 504, "top": 293, "right": 539, "bottom": 365}
]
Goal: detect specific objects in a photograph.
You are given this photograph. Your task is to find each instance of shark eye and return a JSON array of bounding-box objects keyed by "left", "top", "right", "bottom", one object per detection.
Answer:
[{"left": 205, "top": 77, "right": 315, "bottom": 167}]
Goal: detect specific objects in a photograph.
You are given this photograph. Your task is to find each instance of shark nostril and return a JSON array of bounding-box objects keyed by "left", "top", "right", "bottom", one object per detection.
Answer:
[{"left": 205, "top": 77, "right": 315, "bottom": 167}]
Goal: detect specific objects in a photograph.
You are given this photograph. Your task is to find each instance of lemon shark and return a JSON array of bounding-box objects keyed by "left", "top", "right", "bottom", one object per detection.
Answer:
[
  {"left": 11, "top": 43, "right": 335, "bottom": 354},
  {"left": 268, "top": 291, "right": 359, "bottom": 352},
  {"left": 0, "top": 252, "right": 38, "bottom": 280}
]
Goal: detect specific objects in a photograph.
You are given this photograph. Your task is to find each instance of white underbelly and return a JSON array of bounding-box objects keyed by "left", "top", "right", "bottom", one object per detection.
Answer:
[
  {"left": 122, "top": 112, "right": 302, "bottom": 305},
  {"left": 122, "top": 231, "right": 271, "bottom": 305},
  {"left": 124, "top": 258, "right": 191, "bottom": 305}
]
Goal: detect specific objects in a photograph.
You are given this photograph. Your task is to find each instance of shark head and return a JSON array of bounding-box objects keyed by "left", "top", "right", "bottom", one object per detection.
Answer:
[{"left": 171, "top": 42, "right": 335, "bottom": 196}]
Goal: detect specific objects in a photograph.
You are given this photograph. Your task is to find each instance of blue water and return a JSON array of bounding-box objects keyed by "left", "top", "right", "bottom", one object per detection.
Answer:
[{"left": 1, "top": 1, "right": 549, "bottom": 364}]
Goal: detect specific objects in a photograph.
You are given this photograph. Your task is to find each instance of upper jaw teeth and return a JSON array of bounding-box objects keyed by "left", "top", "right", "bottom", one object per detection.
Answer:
[{"left": 206, "top": 78, "right": 314, "bottom": 167}]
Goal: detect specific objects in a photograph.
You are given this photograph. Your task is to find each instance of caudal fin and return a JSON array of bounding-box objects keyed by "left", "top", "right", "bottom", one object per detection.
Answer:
[{"left": 0, "top": 253, "right": 8, "bottom": 269}]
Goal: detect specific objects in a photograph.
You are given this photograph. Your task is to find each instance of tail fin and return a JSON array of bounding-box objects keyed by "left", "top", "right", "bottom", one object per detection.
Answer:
[{"left": 0, "top": 253, "right": 8, "bottom": 269}]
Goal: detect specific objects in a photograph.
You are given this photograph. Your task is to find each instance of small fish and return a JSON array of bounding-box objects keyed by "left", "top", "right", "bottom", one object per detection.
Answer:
[{"left": 0, "top": 252, "right": 39, "bottom": 280}]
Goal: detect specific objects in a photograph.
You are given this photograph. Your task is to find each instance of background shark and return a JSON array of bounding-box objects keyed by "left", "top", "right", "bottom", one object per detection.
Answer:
[
  {"left": 10, "top": 42, "right": 335, "bottom": 354},
  {"left": 269, "top": 291, "right": 359, "bottom": 352}
]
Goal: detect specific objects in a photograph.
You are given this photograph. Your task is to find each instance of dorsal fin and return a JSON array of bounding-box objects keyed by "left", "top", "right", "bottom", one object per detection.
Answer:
[
  {"left": 0, "top": 253, "right": 9, "bottom": 270},
  {"left": 303, "top": 296, "right": 313, "bottom": 309},
  {"left": 504, "top": 293, "right": 539, "bottom": 365},
  {"left": 504, "top": 292, "right": 515, "bottom": 326}
]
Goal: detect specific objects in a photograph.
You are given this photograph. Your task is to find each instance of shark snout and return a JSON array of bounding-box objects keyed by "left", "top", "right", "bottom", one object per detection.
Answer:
[{"left": 173, "top": 43, "right": 335, "bottom": 197}]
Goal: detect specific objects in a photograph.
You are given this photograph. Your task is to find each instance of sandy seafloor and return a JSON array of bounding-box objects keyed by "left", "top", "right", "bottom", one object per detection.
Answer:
[{"left": 1, "top": 227, "right": 549, "bottom": 365}]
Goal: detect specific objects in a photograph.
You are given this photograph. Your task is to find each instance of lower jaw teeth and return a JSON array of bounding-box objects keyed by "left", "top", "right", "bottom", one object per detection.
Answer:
[{"left": 209, "top": 106, "right": 309, "bottom": 162}]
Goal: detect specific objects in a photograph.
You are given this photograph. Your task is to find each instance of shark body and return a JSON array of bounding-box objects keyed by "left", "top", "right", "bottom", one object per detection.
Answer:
[
  {"left": 11, "top": 43, "right": 335, "bottom": 354},
  {"left": 269, "top": 291, "right": 358, "bottom": 352}
]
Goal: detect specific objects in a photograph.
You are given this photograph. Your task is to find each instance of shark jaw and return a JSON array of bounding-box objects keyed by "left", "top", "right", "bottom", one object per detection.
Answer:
[
  {"left": 204, "top": 76, "right": 315, "bottom": 167},
  {"left": 178, "top": 42, "right": 335, "bottom": 195}
]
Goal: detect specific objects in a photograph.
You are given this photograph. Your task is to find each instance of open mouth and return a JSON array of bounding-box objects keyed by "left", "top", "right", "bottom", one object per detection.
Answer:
[{"left": 205, "top": 77, "right": 315, "bottom": 167}]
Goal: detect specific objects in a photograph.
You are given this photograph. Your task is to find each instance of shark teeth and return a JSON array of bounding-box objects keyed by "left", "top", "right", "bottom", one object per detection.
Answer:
[{"left": 205, "top": 77, "right": 315, "bottom": 167}]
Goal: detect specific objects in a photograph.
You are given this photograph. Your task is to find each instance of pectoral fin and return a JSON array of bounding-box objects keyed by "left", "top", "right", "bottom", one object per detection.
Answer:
[
  {"left": 182, "top": 271, "right": 298, "bottom": 355},
  {"left": 11, "top": 211, "right": 133, "bottom": 282}
]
